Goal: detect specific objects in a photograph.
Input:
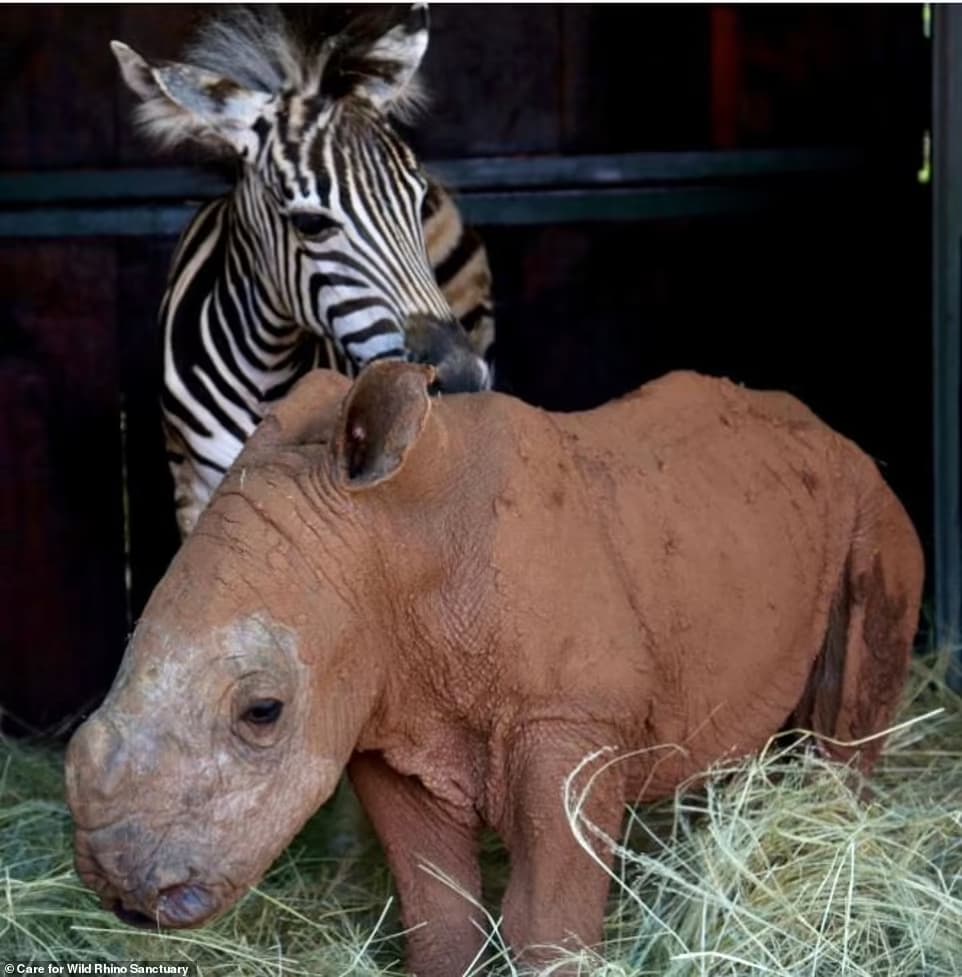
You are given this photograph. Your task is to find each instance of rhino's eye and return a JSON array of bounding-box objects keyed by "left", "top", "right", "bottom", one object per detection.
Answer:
[
  {"left": 291, "top": 211, "right": 339, "bottom": 237},
  {"left": 242, "top": 698, "right": 283, "bottom": 726}
]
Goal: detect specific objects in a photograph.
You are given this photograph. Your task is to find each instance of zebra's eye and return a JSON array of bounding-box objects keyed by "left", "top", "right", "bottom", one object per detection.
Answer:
[{"left": 290, "top": 211, "right": 340, "bottom": 237}]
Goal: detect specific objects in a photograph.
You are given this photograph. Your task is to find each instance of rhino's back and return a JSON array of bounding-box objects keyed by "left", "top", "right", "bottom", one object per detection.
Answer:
[
  {"left": 564, "top": 370, "right": 859, "bottom": 504},
  {"left": 478, "top": 371, "right": 864, "bottom": 632},
  {"left": 484, "top": 373, "right": 871, "bottom": 752},
  {"left": 581, "top": 370, "right": 827, "bottom": 457}
]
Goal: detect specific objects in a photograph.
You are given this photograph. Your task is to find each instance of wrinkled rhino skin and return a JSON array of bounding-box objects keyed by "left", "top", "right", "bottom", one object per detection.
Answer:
[{"left": 66, "top": 364, "right": 923, "bottom": 975}]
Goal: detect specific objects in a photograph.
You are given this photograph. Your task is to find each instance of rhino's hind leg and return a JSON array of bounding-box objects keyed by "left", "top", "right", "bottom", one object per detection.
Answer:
[{"left": 793, "top": 487, "right": 924, "bottom": 774}]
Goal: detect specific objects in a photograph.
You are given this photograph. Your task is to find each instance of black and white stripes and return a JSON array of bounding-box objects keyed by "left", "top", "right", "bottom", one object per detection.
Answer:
[{"left": 112, "top": 5, "right": 495, "bottom": 535}]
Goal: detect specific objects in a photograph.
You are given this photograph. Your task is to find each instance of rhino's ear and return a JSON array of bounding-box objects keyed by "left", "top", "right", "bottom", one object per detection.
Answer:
[
  {"left": 334, "top": 361, "right": 434, "bottom": 491},
  {"left": 333, "top": 3, "right": 429, "bottom": 119},
  {"left": 110, "top": 40, "right": 272, "bottom": 158}
]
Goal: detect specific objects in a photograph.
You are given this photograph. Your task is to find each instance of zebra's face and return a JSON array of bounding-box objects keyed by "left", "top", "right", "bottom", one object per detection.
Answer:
[
  {"left": 244, "top": 95, "right": 476, "bottom": 376},
  {"left": 111, "top": 3, "right": 491, "bottom": 392}
]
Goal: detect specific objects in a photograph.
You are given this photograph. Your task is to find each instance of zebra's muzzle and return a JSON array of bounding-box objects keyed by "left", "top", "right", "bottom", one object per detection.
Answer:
[{"left": 403, "top": 313, "right": 491, "bottom": 394}]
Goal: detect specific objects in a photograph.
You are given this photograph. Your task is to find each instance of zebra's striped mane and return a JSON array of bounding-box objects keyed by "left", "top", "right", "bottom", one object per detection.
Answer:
[{"left": 181, "top": 5, "right": 427, "bottom": 118}]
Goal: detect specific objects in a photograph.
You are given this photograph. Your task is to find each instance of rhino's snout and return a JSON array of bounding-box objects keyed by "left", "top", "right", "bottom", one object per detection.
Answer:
[
  {"left": 68, "top": 716, "right": 229, "bottom": 931},
  {"left": 76, "top": 825, "right": 222, "bottom": 930},
  {"left": 66, "top": 715, "right": 130, "bottom": 810},
  {"left": 111, "top": 882, "right": 218, "bottom": 930},
  {"left": 112, "top": 904, "right": 156, "bottom": 929},
  {"left": 155, "top": 882, "right": 219, "bottom": 927}
]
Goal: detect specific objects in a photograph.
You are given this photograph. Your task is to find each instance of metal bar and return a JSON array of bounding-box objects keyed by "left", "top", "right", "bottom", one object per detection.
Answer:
[
  {"left": 0, "top": 167, "right": 231, "bottom": 205},
  {"left": 460, "top": 185, "right": 793, "bottom": 225},
  {"left": 0, "top": 205, "right": 199, "bottom": 239},
  {"left": 0, "top": 148, "right": 866, "bottom": 206},
  {"left": 932, "top": 6, "right": 962, "bottom": 689},
  {"left": 428, "top": 148, "right": 865, "bottom": 191},
  {"left": 0, "top": 183, "right": 826, "bottom": 239}
]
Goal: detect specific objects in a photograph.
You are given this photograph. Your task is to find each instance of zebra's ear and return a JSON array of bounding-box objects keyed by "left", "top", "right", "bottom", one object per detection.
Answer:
[
  {"left": 339, "top": 3, "right": 430, "bottom": 118},
  {"left": 110, "top": 40, "right": 272, "bottom": 157},
  {"left": 333, "top": 361, "right": 435, "bottom": 491}
]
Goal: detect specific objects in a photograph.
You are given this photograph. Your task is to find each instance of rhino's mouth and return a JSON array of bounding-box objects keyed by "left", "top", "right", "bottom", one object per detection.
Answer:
[
  {"left": 112, "top": 902, "right": 156, "bottom": 928},
  {"left": 108, "top": 881, "right": 220, "bottom": 930},
  {"left": 74, "top": 829, "right": 235, "bottom": 931}
]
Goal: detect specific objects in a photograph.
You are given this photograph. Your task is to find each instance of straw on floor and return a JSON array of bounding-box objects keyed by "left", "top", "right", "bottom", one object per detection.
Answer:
[{"left": 1, "top": 653, "right": 959, "bottom": 976}]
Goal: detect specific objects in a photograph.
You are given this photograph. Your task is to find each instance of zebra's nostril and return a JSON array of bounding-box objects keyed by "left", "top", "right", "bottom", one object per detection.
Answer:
[
  {"left": 475, "top": 358, "right": 492, "bottom": 391},
  {"left": 432, "top": 355, "right": 490, "bottom": 395}
]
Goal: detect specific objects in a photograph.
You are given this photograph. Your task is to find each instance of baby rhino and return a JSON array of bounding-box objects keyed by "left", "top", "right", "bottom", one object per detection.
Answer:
[{"left": 67, "top": 364, "right": 923, "bottom": 976}]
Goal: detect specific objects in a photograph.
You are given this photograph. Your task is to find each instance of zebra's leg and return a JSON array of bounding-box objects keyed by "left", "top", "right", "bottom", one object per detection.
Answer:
[
  {"left": 163, "top": 423, "right": 218, "bottom": 539},
  {"left": 168, "top": 458, "right": 210, "bottom": 538}
]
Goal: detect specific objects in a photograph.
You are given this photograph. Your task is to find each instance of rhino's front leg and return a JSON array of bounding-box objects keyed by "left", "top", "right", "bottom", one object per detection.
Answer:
[
  {"left": 347, "top": 752, "right": 485, "bottom": 977},
  {"left": 499, "top": 732, "right": 626, "bottom": 968}
]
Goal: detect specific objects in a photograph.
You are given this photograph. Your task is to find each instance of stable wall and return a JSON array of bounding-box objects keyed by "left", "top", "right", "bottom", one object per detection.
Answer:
[{"left": 0, "top": 5, "right": 932, "bottom": 730}]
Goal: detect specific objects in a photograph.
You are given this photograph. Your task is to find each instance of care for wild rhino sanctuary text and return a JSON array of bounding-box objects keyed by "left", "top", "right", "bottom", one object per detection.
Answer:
[{"left": 4, "top": 964, "right": 193, "bottom": 976}]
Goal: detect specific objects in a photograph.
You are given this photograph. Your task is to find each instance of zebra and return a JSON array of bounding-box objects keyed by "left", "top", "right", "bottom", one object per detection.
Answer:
[{"left": 111, "top": 4, "right": 495, "bottom": 536}]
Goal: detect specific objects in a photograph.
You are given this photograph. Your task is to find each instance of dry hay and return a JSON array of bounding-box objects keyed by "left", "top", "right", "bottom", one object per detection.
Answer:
[{"left": 1, "top": 653, "right": 960, "bottom": 976}]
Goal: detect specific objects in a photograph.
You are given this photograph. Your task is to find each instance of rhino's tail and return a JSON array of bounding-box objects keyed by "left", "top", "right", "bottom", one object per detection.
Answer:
[{"left": 790, "top": 481, "right": 924, "bottom": 775}]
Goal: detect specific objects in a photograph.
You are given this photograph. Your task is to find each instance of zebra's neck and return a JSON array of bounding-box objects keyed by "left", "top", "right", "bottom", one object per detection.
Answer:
[
  {"left": 222, "top": 189, "right": 309, "bottom": 345},
  {"left": 162, "top": 193, "right": 325, "bottom": 433}
]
